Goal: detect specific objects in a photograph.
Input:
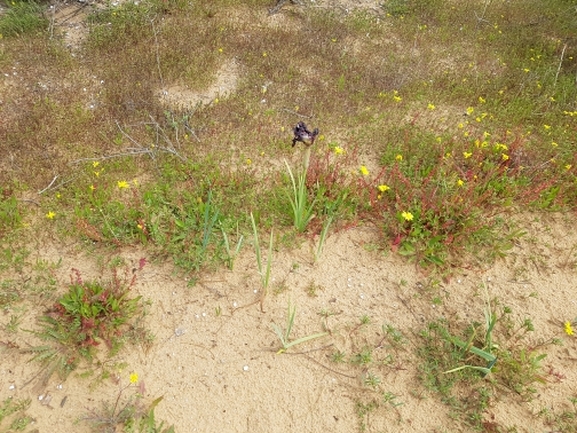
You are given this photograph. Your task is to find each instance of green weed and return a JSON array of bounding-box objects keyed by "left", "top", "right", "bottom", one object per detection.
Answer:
[
  {"left": 26, "top": 265, "right": 148, "bottom": 384},
  {"left": 83, "top": 374, "right": 174, "bottom": 433}
]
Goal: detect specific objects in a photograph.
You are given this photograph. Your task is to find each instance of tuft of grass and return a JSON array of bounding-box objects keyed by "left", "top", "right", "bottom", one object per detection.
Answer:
[
  {"left": 271, "top": 303, "right": 328, "bottom": 354},
  {"left": 0, "top": 0, "right": 48, "bottom": 37},
  {"left": 416, "top": 296, "right": 558, "bottom": 429},
  {"left": 250, "top": 212, "right": 273, "bottom": 311},
  {"left": 0, "top": 397, "right": 32, "bottom": 432},
  {"left": 284, "top": 159, "right": 316, "bottom": 233}
]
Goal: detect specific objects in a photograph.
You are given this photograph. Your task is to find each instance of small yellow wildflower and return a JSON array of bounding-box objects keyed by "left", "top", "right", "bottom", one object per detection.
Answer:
[
  {"left": 129, "top": 372, "right": 139, "bottom": 384},
  {"left": 463, "top": 152, "right": 472, "bottom": 159},
  {"left": 92, "top": 161, "right": 100, "bottom": 168},
  {"left": 94, "top": 171, "right": 101, "bottom": 177},
  {"left": 478, "top": 96, "right": 486, "bottom": 104},
  {"left": 334, "top": 146, "right": 344, "bottom": 155},
  {"left": 262, "top": 52, "right": 267, "bottom": 57},
  {"left": 89, "top": 184, "right": 96, "bottom": 191},
  {"left": 457, "top": 179, "right": 464, "bottom": 187},
  {"left": 401, "top": 211, "right": 414, "bottom": 222},
  {"left": 359, "top": 166, "right": 369, "bottom": 176},
  {"left": 466, "top": 107, "right": 474, "bottom": 116},
  {"left": 523, "top": 68, "right": 530, "bottom": 73},
  {"left": 46, "top": 211, "right": 56, "bottom": 220},
  {"left": 218, "top": 47, "right": 223, "bottom": 53},
  {"left": 427, "top": 103, "right": 436, "bottom": 110},
  {"left": 551, "top": 141, "right": 558, "bottom": 148},
  {"left": 55, "top": 193, "right": 61, "bottom": 199},
  {"left": 565, "top": 164, "right": 572, "bottom": 170},
  {"left": 246, "top": 158, "right": 252, "bottom": 165},
  {"left": 393, "top": 95, "right": 402, "bottom": 103},
  {"left": 318, "top": 134, "right": 325, "bottom": 141},
  {"left": 395, "top": 154, "right": 403, "bottom": 161},
  {"left": 378, "top": 184, "right": 390, "bottom": 192},
  {"left": 564, "top": 321, "right": 574, "bottom": 336},
  {"left": 458, "top": 122, "right": 464, "bottom": 129},
  {"left": 543, "top": 124, "right": 551, "bottom": 130},
  {"left": 502, "top": 154, "right": 509, "bottom": 161},
  {"left": 117, "top": 180, "right": 129, "bottom": 189}
]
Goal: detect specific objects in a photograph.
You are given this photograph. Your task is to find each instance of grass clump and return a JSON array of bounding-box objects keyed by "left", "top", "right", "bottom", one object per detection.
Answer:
[
  {"left": 0, "top": 396, "right": 32, "bottom": 432},
  {"left": 416, "top": 297, "right": 559, "bottom": 430},
  {"left": 0, "top": 0, "right": 48, "bottom": 37}
]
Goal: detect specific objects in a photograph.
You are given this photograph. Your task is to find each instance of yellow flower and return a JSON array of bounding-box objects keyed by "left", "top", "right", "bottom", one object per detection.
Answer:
[
  {"left": 427, "top": 103, "right": 436, "bottom": 110},
  {"left": 463, "top": 152, "right": 472, "bottom": 159},
  {"left": 395, "top": 154, "right": 403, "bottom": 161},
  {"left": 262, "top": 52, "right": 267, "bottom": 57},
  {"left": 46, "top": 211, "right": 56, "bottom": 219},
  {"left": 334, "top": 146, "right": 344, "bottom": 155},
  {"left": 457, "top": 179, "right": 464, "bottom": 187},
  {"left": 502, "top": 154, "right": 509, "bottom": 161},
  {"left": 378, "top": 184, "right": 390, "bottom": 192},
  {"left": 218, "top": 47, "right": 223, "bottom": 53},
  {"left": 551, "top": 141, "right": 558, "bottom": 148},
  {"left": 543, "top": 124, "right": 551, "bottom": 130},
  {"left": 564, "top": 321, "right": 574, "bottom": 336},
  {"left": 401, "top": 211, "right": 414, "bottom": 222},
  {"left": 478, "top": 96, "right": 486, "bottom": 104},
  {"left": 246, "top": 158, "right": 252, "bottom": 165},
  {"left": 359, "top": 165, "right": 369, "bottom": 176},
  {"left": 117, "top": 180, "right": 129, "bottom": 189},
  {"left": 92, "top": 161, "right": 100, "bottom": 168},
  {"left": 393, "top": 95, "right": 402, "bottom": 103},
  {"left": 130, "top": 372, "right": 139, "bottom": 384},
  {"left": 89, "top": 184, "right": 96, "bottom": 191},
  {"left": 565, "top": 164, "right": 572, "bottom": 170},
  {"left": 466, "top": 107, "right": 474, "bottom": 116}
]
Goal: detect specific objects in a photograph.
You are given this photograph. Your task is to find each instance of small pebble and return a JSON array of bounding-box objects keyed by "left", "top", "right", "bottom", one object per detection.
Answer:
[
  {"left": 243, "top": 365, "right": 249, "bottom": 371},
  {"left": 9, "top": 384, "right": 15, "bottom": 390}
]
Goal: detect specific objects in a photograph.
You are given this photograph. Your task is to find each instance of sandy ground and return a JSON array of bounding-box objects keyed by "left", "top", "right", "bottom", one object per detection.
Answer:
[{"left": 1, "top": 212, "right": 577, "bottom": 432}]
